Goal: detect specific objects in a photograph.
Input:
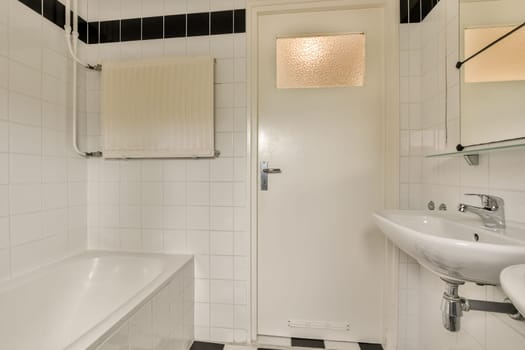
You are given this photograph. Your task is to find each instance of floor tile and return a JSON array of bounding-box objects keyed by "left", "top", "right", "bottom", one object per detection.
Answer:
[
  {"left": 258, "top": 336, "right": 292, "bottom": 347},
  {"left": 358, "top": 343, "right": 383, "bottom": 350},
  {"left": 324, "top": 341, "right": 361, "bottom": 350},
  {"left": 291, "top": 338, "right": 325, "bottom": 348},
  {"left": 191, "top": 341, "right": 226, "bottom": 350}
]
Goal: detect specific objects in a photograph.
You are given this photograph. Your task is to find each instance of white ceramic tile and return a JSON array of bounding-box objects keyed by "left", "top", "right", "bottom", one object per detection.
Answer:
[
  {"left": 187, "top": 160, "right": 210, "bottom": 182},
  {"left": 163, "top": 229, "right": 186, "bottom": 252},
  {"left": 0, "top": 217, "right": 8, "bottom": 249},
  {"left": 195, "top": 302, "right": 211, "bottom": 327},
  {"left": 234, "top": 256, "right": 249, "bottom": 281},
  {"left": 10, "top": 212, "right": 42, "bottom": 246},
  {"left": 215, "top": 133, "right": 234, "bottom": 157},
  {"left": 119, "top": 182, "right": 141, "bottom": 205},
  {"left": 187, "top": 37, "right": 210, "bottom": 55},
  {"left": 233, "top": 33, "right": 246, "bottom": 58},
  {"left": 9, "top": 123, "right": 42, "bottom": 155},
  {"left": 233, "top": 231, "right": 248, "bottom": 256},
  {"left": 9, "top": 184, "right": 42, "bottom": 215},
  {"left": 210, "top": 255, "right": 233, "bottom": 279},
  {"left": 164, "top": 37, "right": 187, "bottom": 55},
  {"left": 8, "top": 3, "right": 42, "bottom": 70},
  {"left": 163, "top": 182, "right": 186, "bottom": 206},
  {"left": 163, "top": 206, "right": 186, "bottom": 230},
  {"left": 0, "top": 57, "right": 7, "bottom": 89},
  {"left": 142, "top": 229, "right": 163, "bottom": 252},
  {"left": 234, "top": 82, "right": 246, "bottom": 107},
  {"left": 187, "top": 206, "right": 210, "bottom": 230},
  {"left": 121, "top": 0, "right": 142, "bottom": 19},
  {"left": 42, "top": 183, "right": 68, "bottom": 209},
  {"left": 210, "top": 182, "right": 233, "bottom": 207},
  {"left": 196, "top": 278, "right": 211, "bottom": 303},
  {"left": 234, "top": 58, "right": 246, "bottom": 83},
  {"left": 210, "top": 207, "right": 233, "bottom": 231},
  {"left": 164, "top": 0, "right": 187, "bottom": 15},
  {"left": 233, "top": 107, "right": 246, "bottom": 132},
  {"left": 0, "top": 154, "right": 7, "bottom": 185},
  {"left": 211, "top": 303, "right": 234, "bottom": 328},
  {"left": 211, "top": 158, "right": 233, "bottom": 182},
  {"left": 141, "top": 206, "right": 163, "bottom": 229},
  {"left": 120, "top": 228, "right": 142, "bottom": 251},
  {"left": 215, "top": 83, "right": 235, "bottom": 108},
  {"left": 216, "top": 59, "right": 235, "bottom": 84},
  {"left": 98, "top": 182, "right": 119, "bottom": 205},
  {"left": 187, "top": 182, "right": 210, "bottom": 206},
  {"left": 0, "top": 89, "right": 7, "bottom": 120},
  {"left": 211, "top": 279, "right": 234, "bottom": 304},
  {"left": 98, "top": 0, "right": 121, "bottom": 20},
  {"left": 211, "top": 231, "right": 233, "bottom": 255},
  {"left": 141, "top": 182, "right": 163, "bottom": 205},
  {"left": 0, "top": 185, "right": 7, "bottom": 217},
  {"left": 187, "top": 0, "right": 210, "bottom": 13},
  {"left": 119, "top": 206, "right": 142, "bottom": 228},
  {"left": 9, "top": 62, "right": 41, "bottom": 99},
  {"left": 120, "top": 162, "right": 142, "bottom": 182},
  {"left": 9, "top": 154, "right": 41, "bottom": 184},
  {"left": 210, "top": 0, "right": 235, "bottom": 11},
  {"left": 211, "top": 35, "right": 234, "bottom": 59},
  {"left": 187, "top": 230, "right": 210, "bottom": 254}
]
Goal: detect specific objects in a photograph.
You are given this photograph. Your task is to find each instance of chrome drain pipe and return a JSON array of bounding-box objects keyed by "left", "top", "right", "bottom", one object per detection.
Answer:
[
  {"left": 441, "top": 280, "right": 464, "bottom": 332},
  {"left": 440, "top": 278, "right": 523, "bottom": 332}
]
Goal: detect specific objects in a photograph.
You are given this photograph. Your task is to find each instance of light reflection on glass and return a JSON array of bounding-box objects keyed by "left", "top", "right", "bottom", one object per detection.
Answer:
[{"left": 464, "top": 25, "right": 525, "bottom": 83}]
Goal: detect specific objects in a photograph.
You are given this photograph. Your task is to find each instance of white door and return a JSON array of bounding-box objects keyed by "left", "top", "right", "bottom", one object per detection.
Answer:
[{"left": 257, "top": 6, "right": 386, "bottom": 343}]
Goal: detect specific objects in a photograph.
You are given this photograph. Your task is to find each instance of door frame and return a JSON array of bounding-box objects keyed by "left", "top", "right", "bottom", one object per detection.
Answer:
[{"left": 246, "top": 1, "right": 400, "bottom": 348}]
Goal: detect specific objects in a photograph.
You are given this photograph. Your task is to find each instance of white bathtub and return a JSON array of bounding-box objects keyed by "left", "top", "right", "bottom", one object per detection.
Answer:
[{"left": 0, "top": 251, "right": 194, "bottom": 350}]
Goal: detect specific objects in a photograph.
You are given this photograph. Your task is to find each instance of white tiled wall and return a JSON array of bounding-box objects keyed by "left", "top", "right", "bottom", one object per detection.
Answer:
[
  {"left": 96, "top": 259, "right": 195, "bottom": 350},
  {"left": 399, "top": 0, "right": 525, "bottom": 349},
  {"left": 0, "top": 0, "right": 88, "bottom": 281},
  {"left": 82, "top": 0, "right": 251, "bottom": 344}
]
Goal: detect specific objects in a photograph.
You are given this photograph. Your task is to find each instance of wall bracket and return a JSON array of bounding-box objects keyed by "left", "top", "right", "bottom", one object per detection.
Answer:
[{"left": 464, "top": 154, "right": 479, "bottom": 166}]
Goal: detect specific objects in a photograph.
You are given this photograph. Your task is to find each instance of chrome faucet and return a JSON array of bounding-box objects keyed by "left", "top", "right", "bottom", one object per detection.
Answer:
[{"left": 458, "top": 194, "right": 505, "bottom": 229}]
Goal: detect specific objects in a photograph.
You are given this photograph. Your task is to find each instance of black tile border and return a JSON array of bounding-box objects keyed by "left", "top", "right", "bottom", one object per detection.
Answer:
[
  {"left": 99, "top": 20, "right": 120, "bottom": 43},
  {"left": 165, "top": 14, "right": 187, "bottom": 38},
  {"left": 19, "top": 0, "right": 41, "bottom": 14},
  {"left": 234, "top": 9, "right": 246, "bottom": 33},
  {"left": 358, "top": 343, "right": 384, "bottom": 350},
  {"left": 190, "top": 341, "right": 225, "bottom": 350},
  {"left": 211, "top": 10, "right": 234, "bottom": 35},
  {"left": 190, "top": 341, "right": 382, "bottom": 350},
  {"left": 121, "top": 18, "right": 142, "bottom": 42},
  {"left": 17, "top": 0, "right": 246, "bottom": 45},
  {"left": 88, "top": 21, "right": 99, "bottom": 44},
  {"left": 291, "top": 337, "right": 325, "bottom": 348},
  {"left": 187, "top": 12, "right": 210, "bottom": 37},
  {"left": 43, "top": 0, "right": 66, "bottom": 29},
  {"left": 400, "top": 0, "right": 440, "bottom": 23},
  {"left": 142, "top": 16, "right": 164, "bottom": 40}
]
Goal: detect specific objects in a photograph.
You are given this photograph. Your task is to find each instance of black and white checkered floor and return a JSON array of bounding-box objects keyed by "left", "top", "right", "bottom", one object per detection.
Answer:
[{"left": 190, "top": 338, "right": 383, "bottom": 350}]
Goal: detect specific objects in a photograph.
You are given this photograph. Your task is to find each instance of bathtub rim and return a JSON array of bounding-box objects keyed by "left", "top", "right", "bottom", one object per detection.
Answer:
[
  {"left": 76, "top": 251, "right": 193, "bottom": 350},
  {"left": 0, "top": 250, "right": 194, "bottom": 350}
]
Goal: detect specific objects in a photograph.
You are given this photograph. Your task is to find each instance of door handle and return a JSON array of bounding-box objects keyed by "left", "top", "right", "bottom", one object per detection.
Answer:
[
  {"left": 260, "top": 161, "right": 281, "bottom": 191},
  {"left": 262, "top": 168, "right": 282, "bottom": 174}
]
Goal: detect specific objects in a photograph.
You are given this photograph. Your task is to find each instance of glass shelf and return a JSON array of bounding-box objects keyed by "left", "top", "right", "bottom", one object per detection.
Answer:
[
  {"left": 426, "top": 140, "right": 525, "bottom": 166},
  {"left": 426, "top": 141, "right": 525, "bottom": 158}
]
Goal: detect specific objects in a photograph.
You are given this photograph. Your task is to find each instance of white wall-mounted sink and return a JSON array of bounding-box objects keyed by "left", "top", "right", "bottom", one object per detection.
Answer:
[
  {"left": 374, "top": 210, "right": 525, "bottom": 285},
  {"left": 501, "top": 265, "right": 525, "bottom": 316}
]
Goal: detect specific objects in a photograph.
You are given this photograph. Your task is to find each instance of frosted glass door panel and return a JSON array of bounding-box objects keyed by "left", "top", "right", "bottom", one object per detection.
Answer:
[{"left": 276, "top": 34, "right": 365, "bottom": 89}]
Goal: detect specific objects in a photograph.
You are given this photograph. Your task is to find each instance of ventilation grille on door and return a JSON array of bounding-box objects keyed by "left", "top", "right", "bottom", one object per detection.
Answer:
[{"left": 288, "top": 320, "right": 350, "bottom": 331}]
